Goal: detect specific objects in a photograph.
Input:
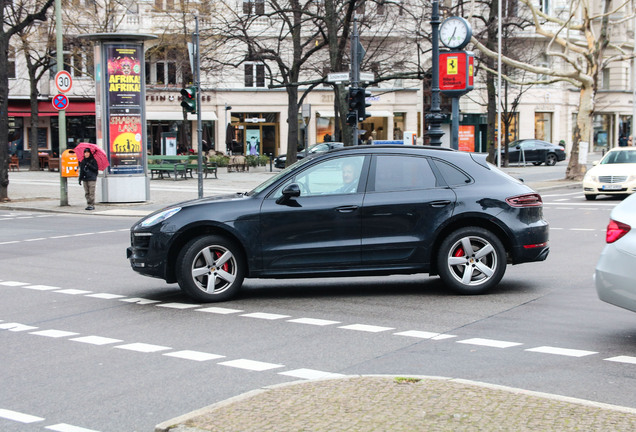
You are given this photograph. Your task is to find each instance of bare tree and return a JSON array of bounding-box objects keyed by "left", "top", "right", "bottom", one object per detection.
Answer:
[{"left": 1, "top": 0, "right": 55, "bottom": 202}]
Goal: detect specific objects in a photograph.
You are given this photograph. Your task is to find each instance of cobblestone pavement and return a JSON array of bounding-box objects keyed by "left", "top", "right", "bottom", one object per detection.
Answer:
[{"left": 156, "top": 376, "right": 636, "bottom": 432}]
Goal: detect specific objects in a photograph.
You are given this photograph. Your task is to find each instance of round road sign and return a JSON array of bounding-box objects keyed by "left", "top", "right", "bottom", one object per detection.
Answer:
[
  {"left": 52, "top": 94, "right": 69, "bottom": 111},
  {"left": 55, "top": 71, "right": 73, "bottom": 93}
]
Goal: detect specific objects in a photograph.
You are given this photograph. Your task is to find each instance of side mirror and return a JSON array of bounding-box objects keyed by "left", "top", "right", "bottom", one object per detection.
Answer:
[
  {"left": 592, "top": 161, "right": 599, "bottom": 166},
  {"left": 515, "top": 145, "right": 521, "bottom": 150},
  {"left": 276, "top": 183, "right": 301, "bottom": 204}
]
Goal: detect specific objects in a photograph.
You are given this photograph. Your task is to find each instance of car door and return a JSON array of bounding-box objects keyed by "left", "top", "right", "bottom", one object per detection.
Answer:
[
  {"left": 360, "top": 154, "right": 457, "bottom": 267},
  {"left": 259, "top": 155, "right": 369, "bottom": 273}
]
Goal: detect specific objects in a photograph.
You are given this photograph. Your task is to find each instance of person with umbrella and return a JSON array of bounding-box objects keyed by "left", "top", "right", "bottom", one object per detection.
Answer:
[{"left": 78, "top": 148, "right": 99, "bottom": 210}]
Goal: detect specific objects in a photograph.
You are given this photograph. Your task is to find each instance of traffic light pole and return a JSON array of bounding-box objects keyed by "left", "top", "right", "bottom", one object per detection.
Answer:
[
  {"left": 194, "top": 16, "right": 203, "bottom": 199},
  {"left": 350, "top": 17, "right": 360, "bottom": 145}
]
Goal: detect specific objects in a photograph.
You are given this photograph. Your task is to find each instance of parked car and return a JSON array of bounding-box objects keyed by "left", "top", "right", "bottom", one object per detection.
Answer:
[
  {"left": 582, "top": 147, "right": 636, "bottom": 200},
  {"left": 595, "top": 193, "right": 636, "bottom": 312},
  {"left": 274, "top": 142, "right": 344, "bottom": 169},
  {"left": 498, "top": 139, "right": 566, "bottom": 166},
  {"left": 127, "top": 145, "right": 550, "bottom": 302}
]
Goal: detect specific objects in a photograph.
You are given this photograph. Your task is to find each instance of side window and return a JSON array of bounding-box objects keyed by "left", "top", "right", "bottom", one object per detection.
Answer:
[
  {"left": 273, "top": 156, "right": 366, "bottom": 198},
  {"left": 433, "top": 160, "right": 472, "bottom": 186},
  {"left": 373, "top": 155, "right": 436, "bottom": 192}
]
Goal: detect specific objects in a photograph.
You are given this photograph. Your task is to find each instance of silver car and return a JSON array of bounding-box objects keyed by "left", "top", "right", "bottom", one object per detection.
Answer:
[{"left": 595, "top": 193, "right": 636, "bottom": 312}]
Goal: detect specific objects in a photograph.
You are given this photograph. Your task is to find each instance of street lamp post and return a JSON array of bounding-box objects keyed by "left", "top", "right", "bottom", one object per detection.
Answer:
[{"left": 426, "top": 0, "right": 445, "bottom": 146}]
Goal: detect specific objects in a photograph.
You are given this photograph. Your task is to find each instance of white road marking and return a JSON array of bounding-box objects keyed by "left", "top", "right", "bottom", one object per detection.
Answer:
[
  {"left": 432, "top": 334, "right": 457, "bottom": 340},
  {"left": 71, "top": 336, "right": 123, "bottom": 345},
  {"left": 0, "top": 241, "right": 19, "bottom": 244},
  {"left": 115, "top": 343, "right": 171, "bottom": 353},
  {"left": 279, "top": 369, "right": 345, "bottom": 380},
  {"left": 45, "top": 423, "right": 101, "bottom": 432},
  {"left": 0, "top": 323, "right": 38, "bottom": 332},
  {"left": 339, "top": 324, "right": 395, "bottom": 333},
  {"left": 287, "top": 317, "right": 340, "bottom": 326},
  {"left": 55, "top": 289, "right": 92, "bottom": 295},
  {"left": 0, "top": 281, "right": 30, "bottom": 287},
  {"left": 525, "top": 346, "right": 597, "bottom": 357},
  {"left": 605, "top": 356, "right": 636, "bottom": 365},
  {"left": 86, "top": 293, "right": 126, "bottom": 299},
  {"left": 218, "top": 359, "right": 284, "bottom": 371},
  {"left": 163, "top": 350, "right": 225, "bottom": 361},
  {"left": 24, "top": 238, "right": 46, "bottom": 242},
  {"left": 570, "top": 228, "right": 596, "bottom": 231},
  {"left": 119, "top": 297, "right": 161, "bottom": 305},
  {"left": 22, "top": 285, "right": 60, "bottom": 291},
  {"left": 30, "top": 330, "right": 79, "bottom": 338},
  {"left": 241, "top": 312, "right": 291, "bottom": 320},
  {"left": 394, "top": 330, "right": 441, "bottom": 339},
  {"left": 457, "top": 338, "right": 523, "bottom": 349},
  {"left": 157, "top": 302, "right": 201, "bottom": 309},
  {"left": 197, "top": 306, "right": 244, "bottom": 314},
  {"left": 0, "top": 408, "right": 44, "bottom": 423}
]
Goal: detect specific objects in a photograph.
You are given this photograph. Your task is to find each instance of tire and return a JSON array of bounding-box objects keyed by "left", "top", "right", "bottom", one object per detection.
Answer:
[
  {"left": 545, "top": 153, "right": 557, "bottom": 166},
  {"left": 437, "top": 227, "right": 506, "bottom": 295},
  {"left": 176, "top": 235, "right": 245, "bottom": 302},
  {"left": 584, "top": 194, "right": 597, "bottom": 201}
]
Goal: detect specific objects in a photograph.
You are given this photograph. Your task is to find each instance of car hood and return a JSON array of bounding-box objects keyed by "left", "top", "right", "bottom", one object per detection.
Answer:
[
  {"left": 587, "top": 163, "right": 636, "bottom": 177},
  {"left": 178, "top": 193, "right": 249, "bottom": 208}
]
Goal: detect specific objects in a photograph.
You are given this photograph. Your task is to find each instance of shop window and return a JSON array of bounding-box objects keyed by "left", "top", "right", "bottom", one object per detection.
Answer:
[{"left": 245, "top": 63, "right": 265, "bottom": 87}]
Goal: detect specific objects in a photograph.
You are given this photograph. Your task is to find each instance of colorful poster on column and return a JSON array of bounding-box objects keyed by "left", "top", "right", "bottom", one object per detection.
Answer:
[
  {"left": 458, "top": 125, "right": 475, "bottom": 152},
  {"left": 105, "top": 43, "right": 144, "bottom": 174}
]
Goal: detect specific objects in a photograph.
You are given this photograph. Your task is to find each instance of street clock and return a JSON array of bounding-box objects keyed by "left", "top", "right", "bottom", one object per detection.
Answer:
[{"left": 440, "top": 16, "right": 472, "bottom": 50}]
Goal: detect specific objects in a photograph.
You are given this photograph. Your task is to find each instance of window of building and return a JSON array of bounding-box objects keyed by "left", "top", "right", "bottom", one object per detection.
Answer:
[
  {"left": 8, "top": 46, "right": 16, "bottom": 79},
  {"left": 61, "top": 44, "right": 93, "bottom": 79},
  {"left": 146, "top": 49, "right": 184, "bottom": 86},
  {"left": 601, "top": 67, "right": 610, "bottom": 90},
  {"left": 503, "top": 0, "right": 518, "bottom": 17},
  {"left": 243, "top": 0, "right": 265, "bottom": 15},
  {"left": 539, "top": 0, "right": 549, "bottom": 14},
  {"left": 376, "top": 1, "right": 385, "bottom": 15},
  {"left": 535, "top": 112, "right": 552, "bottom": 142},
  {"left": 245, "top": 62, "right": 266, "bottom": 87}
]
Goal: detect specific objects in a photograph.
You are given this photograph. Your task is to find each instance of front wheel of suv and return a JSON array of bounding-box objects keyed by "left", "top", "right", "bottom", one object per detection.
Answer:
[
  {"left": 176, "top": 235, "right": 246, "bottom": 302},
  {"left": 437, "top": 227, "right": 507, "bottom": 295}
]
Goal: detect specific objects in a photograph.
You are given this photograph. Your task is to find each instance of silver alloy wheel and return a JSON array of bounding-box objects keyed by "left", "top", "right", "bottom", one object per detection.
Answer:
[
  {"left": 190, "top": 244, "right": 238, "bottom": 294},
  {"left": 446, "top": 235, "right": 498, "bottom": 286}
]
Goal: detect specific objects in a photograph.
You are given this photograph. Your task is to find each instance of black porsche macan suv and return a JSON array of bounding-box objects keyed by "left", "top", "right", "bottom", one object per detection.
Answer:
[{"left": 127, "top": 145, "right": 549, "bottom": 302}]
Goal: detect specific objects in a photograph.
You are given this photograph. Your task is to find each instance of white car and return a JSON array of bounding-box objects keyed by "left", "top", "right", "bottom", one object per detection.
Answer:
[
  {"left": 583, "top": 147, "right": 636, "bottom": 200},
  {"left": 595, "top": 193, "right": 636, "bottom": 312}
]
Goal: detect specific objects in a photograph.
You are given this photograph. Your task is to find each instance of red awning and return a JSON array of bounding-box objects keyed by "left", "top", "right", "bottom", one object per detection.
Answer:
[{"left": 9, "top": 100, "right": 95, "bottom": 117}]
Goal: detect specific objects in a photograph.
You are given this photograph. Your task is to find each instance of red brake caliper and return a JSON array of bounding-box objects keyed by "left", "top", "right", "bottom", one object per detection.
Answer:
[
  {"left": 216, "top": 251, "right": 229, "bottom": 271},
  {"left": 454, "top": 247, "right": 464, "bottom": 258}
]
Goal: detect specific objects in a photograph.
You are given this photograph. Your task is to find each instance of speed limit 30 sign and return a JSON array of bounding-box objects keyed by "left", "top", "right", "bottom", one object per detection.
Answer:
[{"left": 55, "top": 71, "right": 73, "bottom": 93}]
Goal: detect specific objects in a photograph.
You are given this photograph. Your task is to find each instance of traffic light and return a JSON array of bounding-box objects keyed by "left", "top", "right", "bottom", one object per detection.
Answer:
[
  {"left": 180, "top": 85, "right": 197, "bottom": 114},
  {"left": 347, "top": 87, "right": 371, "bottom": 124}
]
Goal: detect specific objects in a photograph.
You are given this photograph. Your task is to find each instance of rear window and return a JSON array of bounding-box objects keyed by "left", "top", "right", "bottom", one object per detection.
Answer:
[
  {"left": 433, "top": 160, "right": 472, "bottom": 186},
  {"left": 373, "top": 155, "right": 437, "bottom": 191}
]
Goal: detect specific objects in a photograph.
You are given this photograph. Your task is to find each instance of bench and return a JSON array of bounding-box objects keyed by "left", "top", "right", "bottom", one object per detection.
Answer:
[
  {"left": 181, "top": 155, "right": 218, "bottom": 179},
  {"left": 227, "top": 155, "right": 249, "bottom": 173},
  {"left": 147, "top": 156, "right": 188, "bottom": 181},
  {"left": 48, "top": 157, "right": 60, "bottom": 172}
]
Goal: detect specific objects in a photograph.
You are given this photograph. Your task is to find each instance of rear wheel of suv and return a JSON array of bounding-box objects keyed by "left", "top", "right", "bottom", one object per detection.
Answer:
[
  {"left": 545, "top": 153, "right": 558, "bottom": 166},
  {"left": 176, "top": 235, "right": 245, "bottom": 302},
  {"left": 437, "top": 227, "right": 506, "bottom": 294}
]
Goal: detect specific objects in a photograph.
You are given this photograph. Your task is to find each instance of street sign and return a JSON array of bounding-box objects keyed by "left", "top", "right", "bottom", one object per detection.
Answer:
[
  {"left": 327, "top": 72, "right": 350, "bottom": 83},
  {"left": 55, "top": 71, "right": 73, "bottom": 93},
  {"left": 52, "top": 94, "right": 69, "bottom": 111},
  {"left": 360, "top": 72, "right": 375, "bottom": 83}
]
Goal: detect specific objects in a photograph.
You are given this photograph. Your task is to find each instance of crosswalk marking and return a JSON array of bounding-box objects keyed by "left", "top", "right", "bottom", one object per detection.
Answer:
[
  {"left": 115, "top": 343, "right": 171, "bottom": 353},
  {"left": 457, "top": 338, "right": 523, "bottom": 349},
  {"left": 525, "top": 346, "right": 597, "bottom": 357},
  {"left": 163, "top": 350, "right": 225, "bottom": 361},
  {"left": 339, "top": 324, "right": 395, "bottom": 333},
  {"left": 218, "top": 359, "right": 284, "bottom": 371},
  {"left": 0, "top": 408, "right": 44, "bottom": 423}
]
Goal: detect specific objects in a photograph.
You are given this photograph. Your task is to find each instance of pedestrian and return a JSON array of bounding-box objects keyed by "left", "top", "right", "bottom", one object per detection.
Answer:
[
  {"left": 619, "top": 134, "right": 628, "bottom": 147},
  {"left": 78, "top": 148, "right": 98, "bottom": 210}
]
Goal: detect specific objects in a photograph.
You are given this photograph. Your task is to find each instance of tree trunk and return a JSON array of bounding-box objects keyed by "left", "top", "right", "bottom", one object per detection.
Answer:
[
  {"left": 286, "top": 86, "right": 300, "bottom": 165},
  {"left": 29, "top": 76, "right": 40, "bottom": 171},
  {"left": 0, "top": 36, "right": 10, "bottom": 202},
  {"left": 566, "top": 84, "right": 594, "bottom": 180}
]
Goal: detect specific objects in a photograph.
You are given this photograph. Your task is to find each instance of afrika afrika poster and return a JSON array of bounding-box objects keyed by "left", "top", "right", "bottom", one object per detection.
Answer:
[
  {"left": 106, "top": 44, "right": 142, "bottom": 108},
  {"left": 108, "top": 112, "right": 143, "bottom": 174}
]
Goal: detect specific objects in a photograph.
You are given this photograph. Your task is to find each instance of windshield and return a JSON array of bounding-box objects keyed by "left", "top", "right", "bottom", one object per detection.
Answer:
[
  {"left": 601, "top": 150, "right": 636, "bottom": 164},
  {"left": 248, "top": 156, "right": 313, "bottom": 195}
]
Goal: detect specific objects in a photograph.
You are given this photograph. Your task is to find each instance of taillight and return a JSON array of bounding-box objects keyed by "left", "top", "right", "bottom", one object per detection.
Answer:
[
  {"left": 606, "top": 219, "right": 631, "bottom": 243},
  {"left": 506, "top": 193, "right": 543, "bottom": 207}
]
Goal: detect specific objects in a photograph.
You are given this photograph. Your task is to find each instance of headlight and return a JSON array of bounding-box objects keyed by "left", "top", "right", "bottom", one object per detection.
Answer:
[
  {"left": 140, "top": 207, "right": 181, "bottom": 227},
  {"left": 584, "top": 174, "right": 597, "bottom": 183}
]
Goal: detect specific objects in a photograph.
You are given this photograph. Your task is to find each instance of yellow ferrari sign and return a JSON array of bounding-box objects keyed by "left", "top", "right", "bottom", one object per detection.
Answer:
[{"left": 446, "top": 56, "right": 458, "bottom": 75}]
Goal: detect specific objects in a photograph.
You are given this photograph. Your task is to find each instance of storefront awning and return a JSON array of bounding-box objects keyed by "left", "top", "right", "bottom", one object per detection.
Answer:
[
  {"left": 8, "top": 100, "right": 95, "bottom": 117},
  {"left": 147, "top": 111, "right": 218, "bottom": 121},
  {"left": 316, "top": 110, "right": 393, "bottom": 118}
]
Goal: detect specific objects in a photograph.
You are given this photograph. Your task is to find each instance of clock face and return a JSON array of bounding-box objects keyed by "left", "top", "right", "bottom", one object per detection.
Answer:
[{"left": 440, "top": 17, "right": 472, "bottom": 49}]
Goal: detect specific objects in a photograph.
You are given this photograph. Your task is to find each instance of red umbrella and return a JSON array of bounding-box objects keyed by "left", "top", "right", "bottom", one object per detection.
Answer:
[{"left": 74, "top": 142, "right": 110, "bottom": 171}]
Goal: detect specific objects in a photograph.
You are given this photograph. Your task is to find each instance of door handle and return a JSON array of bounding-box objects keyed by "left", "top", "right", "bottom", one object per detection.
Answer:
[
  {"left": 430, "top": 200, "right": 451, "bottom": 208},
  {"left": 335, "top": 205, "right": 359, "bottom": 213}
]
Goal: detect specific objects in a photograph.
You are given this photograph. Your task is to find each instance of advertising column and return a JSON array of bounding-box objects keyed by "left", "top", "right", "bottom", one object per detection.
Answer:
[{"left": 83, "top": 33, "right": 156, "bottom": 203}]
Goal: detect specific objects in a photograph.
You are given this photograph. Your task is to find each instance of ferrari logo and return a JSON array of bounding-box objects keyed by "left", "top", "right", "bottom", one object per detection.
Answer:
[{"left": 447, "top": 57, "right": 458, "bottom": 75}]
